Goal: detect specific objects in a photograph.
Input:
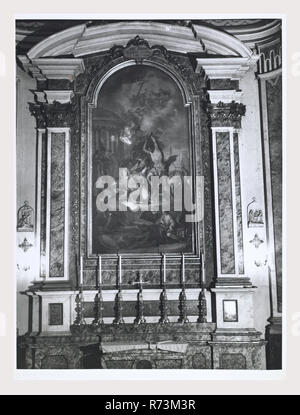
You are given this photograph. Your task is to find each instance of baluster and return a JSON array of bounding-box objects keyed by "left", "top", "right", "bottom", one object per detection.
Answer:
[
  {"left": 159, "top": 285, "right": 170, "bottom": 324},
  {"left": 134, "top": 282, "right": 146, "bottom": 324},
  {"left": 178, "top": 286, "right": 189, "bottom": 323},
  {"left": 92, "top": 288, "right": 104, "bottom": 326},
  {"left": 73, "top": 288, "right": 86, "bottom": 325},
  {"left": 113, "top": 289, "right": 124, "bottom": 324},
  {"left": 197, "top": 287, "right": 207, "bottom": 323}
]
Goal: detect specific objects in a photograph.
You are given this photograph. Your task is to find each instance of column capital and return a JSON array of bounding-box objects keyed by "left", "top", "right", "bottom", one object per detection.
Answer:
[
  {"left": 29, "top": 100, "right": 78, "bottom": 128},
  {"left": 207, "top": 100, "right": 246, "bottom": 128}
]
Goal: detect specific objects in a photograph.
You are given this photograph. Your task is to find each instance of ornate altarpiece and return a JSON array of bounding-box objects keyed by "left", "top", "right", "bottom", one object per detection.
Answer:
[{"left": 18, "top": 24, "right": 267, "bottom": 369}]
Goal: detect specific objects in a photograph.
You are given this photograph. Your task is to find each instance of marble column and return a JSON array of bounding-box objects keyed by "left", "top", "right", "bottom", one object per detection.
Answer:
[
  {"left": 258, "top": 68, "right": 282, "bottom": 368},
  {"left": 26, "top": 58, "right": 85, "bottom": 282},
  {"left": 195, "top": 57, "right": 266, "bottom": 369},
  {"left": 207, "top": 90, "right": 248, "bottom": 285}
]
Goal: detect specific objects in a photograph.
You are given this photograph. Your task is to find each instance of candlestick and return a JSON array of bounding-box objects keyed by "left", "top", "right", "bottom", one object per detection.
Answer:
[
  {"left": 163, "top": 254, "right": 166, "bottom": 285},
  {"left": 119, "top": 255, "right": 122, "bottom": 286},
  {"left": 182, "top": 253, "right": 185, "bottom": 285},
  {"left": 201, "top": 253, "right": 206, "bottom": 286},
  {"left": 80, "top": 255, "right": 83, "bottom": 286},
  {"left": 98, "top": 255, "right": 102, "bottom": 286}
]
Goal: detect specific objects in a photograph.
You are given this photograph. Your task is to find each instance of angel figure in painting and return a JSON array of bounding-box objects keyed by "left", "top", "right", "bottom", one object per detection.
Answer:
[{"left": 143, "top": 134, "right": 177, "bottom": 179}]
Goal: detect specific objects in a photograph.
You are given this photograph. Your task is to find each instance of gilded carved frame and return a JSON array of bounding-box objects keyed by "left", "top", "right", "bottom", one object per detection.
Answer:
[{"left": 78, "top": 40, "right": 213, "bottom": 286}]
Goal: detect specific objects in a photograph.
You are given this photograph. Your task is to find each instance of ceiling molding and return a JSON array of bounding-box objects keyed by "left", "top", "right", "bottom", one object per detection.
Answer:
[{"left": 24, "top": 21, "right": 253, "bottom": 59}]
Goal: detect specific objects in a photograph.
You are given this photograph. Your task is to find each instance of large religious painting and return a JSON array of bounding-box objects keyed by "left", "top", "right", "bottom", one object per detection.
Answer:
[{"left": 91, "top": 64, "right": 193, "bottom": 254}]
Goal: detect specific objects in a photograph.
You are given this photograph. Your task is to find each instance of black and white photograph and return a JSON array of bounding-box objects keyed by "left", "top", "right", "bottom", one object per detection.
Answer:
[{"left": 15, "top": 17, "right": 283, "bottom": 371}]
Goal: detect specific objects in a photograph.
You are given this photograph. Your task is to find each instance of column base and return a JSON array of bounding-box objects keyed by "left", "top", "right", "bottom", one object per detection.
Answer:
[
  {"left": 209, "top": 328, "right": 266, "bottom": 369},
  {"left": 265, "top": 316, "right": 282, "bottom": 369}
]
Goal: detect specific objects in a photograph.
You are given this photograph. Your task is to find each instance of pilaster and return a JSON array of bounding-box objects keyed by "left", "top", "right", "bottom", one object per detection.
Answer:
[
  {"left": 257, "top": 68, "right": 282, "bottom": 369},
  {"left": 199, "top": 56, "right": 266, "bottom": 369},
  {"left": 26, "top": 58, "right": 83, "bottom": 283}
]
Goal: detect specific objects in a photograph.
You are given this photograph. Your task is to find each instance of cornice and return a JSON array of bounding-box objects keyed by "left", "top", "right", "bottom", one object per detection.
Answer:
[
  {"left": 195, "top": 56, "right": 259, "bottom": 80},
  {"left": 18, "top": 56, "right": 85, "bottom": 81}
]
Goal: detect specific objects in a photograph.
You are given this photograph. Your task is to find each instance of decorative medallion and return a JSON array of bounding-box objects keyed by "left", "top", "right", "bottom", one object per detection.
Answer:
[
  {"left": 249, "top": 234, "right": 264, "bottom": 249},
  {"left": 18, "top": 237, "right": 33, "bottom": 252}
]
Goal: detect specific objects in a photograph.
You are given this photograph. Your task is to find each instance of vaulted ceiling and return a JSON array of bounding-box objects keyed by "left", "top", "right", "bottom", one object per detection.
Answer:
[{"left": 16, "top": 19, "right": 281, "bottom": 55}]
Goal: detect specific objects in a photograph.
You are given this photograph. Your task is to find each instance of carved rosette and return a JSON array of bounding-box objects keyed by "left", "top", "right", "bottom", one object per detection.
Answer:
[{"left": 207, "top": 101, "right": 246, "bottom": 128}]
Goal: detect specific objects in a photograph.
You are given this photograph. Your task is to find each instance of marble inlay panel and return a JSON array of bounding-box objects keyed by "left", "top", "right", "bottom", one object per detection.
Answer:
[
  {"left": 83, "top": 299, "right": 199, "bottom": 318},
  {"left": 216, "top": 132, "right": 235, "bottom": 274},
  {"left": 266, "top": 75, "right": 282, "bottom": 312},
  {"left": 49, "top": 133, "right": 65, "bottom": 277},
  {"left": 48, "top": 303, "right": 63, "bottom": 325},
  {"left": 220, "top": 353, "right": 246, "bottom": 369},
  {"left": 83, "top": 267, "right": 202, "bottom": 287},
  {"left": 40, "top": 133, "right": 47, "bottom": 255},
  {"left": 200, "top": 90, "right": 216, "bottom": 284},
  {"left": 233, "top": 133, "right": 244, "bottom": 274}
]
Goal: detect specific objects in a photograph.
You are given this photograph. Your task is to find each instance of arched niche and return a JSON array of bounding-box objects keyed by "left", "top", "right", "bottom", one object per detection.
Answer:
[
  {"left": 77, "top": 41, "right": 215, "bottom": 288},
  {"left": 88, "top": 62, "right": 195, "bottom": 255}
]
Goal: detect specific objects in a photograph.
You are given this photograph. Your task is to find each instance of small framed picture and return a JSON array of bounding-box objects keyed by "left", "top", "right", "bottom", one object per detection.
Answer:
[
  {"left": 49, "top": 303, "right": 64, "bottom": 326},
  {"left": 223, "top": 300, "right": 238, "bottom": 322}
]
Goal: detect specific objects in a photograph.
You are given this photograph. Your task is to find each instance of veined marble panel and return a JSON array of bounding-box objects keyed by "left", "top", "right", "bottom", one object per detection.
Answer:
[
  {"left": 266, "top": 75, "right": 282, "bottom": 312},
  {"left": 83, "top": 299, "right": 199, "bottom": 318},
  {"left": 233, "top": 133, "right": 244, "bottom": 274},
  {"left": 49, "top": 133, "right": 65, "bottom": 277},
  {"left": 216, "top": 132, "right": 235, "bottom": 274},
  {"left": 40, "top": 133, "right": 47, "bottom": 255},
  {"left": 83, "top": 267, "right": 202, "bottom": 287}
]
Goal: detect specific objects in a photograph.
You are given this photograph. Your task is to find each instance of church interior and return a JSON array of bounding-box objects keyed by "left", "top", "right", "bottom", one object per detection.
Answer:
[{"left": 15, "top": 18, "right": 282, "bottom": 370}]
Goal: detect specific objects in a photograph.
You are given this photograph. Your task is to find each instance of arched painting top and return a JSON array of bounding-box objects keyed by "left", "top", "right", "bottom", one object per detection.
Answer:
[{"left": 88, "top": 60, "right": 192, "bottom": 108}]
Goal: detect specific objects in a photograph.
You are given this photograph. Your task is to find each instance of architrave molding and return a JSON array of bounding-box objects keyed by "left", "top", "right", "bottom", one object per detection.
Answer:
[{"left": 207, "top": 89, "right": 243, "bottom": 104}]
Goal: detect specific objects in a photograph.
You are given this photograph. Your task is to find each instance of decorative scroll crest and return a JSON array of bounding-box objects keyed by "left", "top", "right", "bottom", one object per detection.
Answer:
[
  {"left": 17, "top": 201, "right": 34, "bottom": 232},
  {"left": 79, "top": 35, "right": 205, "bottom": 99}
]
